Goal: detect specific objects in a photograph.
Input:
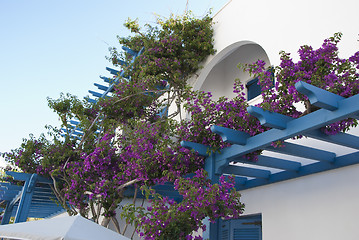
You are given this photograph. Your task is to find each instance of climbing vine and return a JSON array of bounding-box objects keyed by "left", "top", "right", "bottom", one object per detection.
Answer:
[
  {"left": 2, "top": 8, "right": 359, "bottom": 240},
  {"left": 3, "top": 11, "right": 243, "bottom": 239}
]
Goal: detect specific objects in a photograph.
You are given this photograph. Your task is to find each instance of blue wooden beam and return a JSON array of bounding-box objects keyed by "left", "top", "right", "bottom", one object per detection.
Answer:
[
  {"left": 88, "top": 90, "right": 103, "bottom": 98},
  {"left": 210, "top": 125, "right": 250, "bottom": 145},
  {"left": 211, "top": 92, "right": 359, "bottom": 163},
  {"left": 94, "top": 83, "right": 110, "bottom": 92},
  {"left": 247, "top": 106, "right": 293, "bottom": 129},
  {"left": 295, "top": 81, "right": 345, "bottom": 110},
  {"left": 204, "top": 152, "right": 221, "bottom": 184},
  {"left": 101, "top": 85, "right": 115, "bottom": 98},
  {"left": 239, "top": 151, "right": 359, "bottom": 190},
  {"left": 122, "top": 46, "right": 137, "bottom": 56},
  {"left": 71, "top": 130, "right": 84, "bottom": 136},
  {"left": 116, "top": 59, "right": 128, "bottom": 67},
  {"left": 221, "top": 175, "right": 248, "bottom": 186},
  {"left": 0, "top": 192, "right": 21, "bottom": 201},
  {"left": 234, "top": 176, "right": 247, "bottom": 186},
  {"left": 6, "top": 172, "right": 32, "bottom": 182},
  {"left": 69, "top": 134, "right": 82, "bottom": 140},
  {"left": 222, "top": 165, "right": 271, "bottom": 179},
  {"left": 86, "top": 97, "right": 97, "bottom": 104},
  {"left": 69, "top": 120, "right": 80, "bottom": 125},
  {"left": 305, "top": 129, "right": 359, "bottom": 150},
  {"left": 232, "top": 155, "right": 301, "bottom": 171},
  {"left": 180, "top": 141, "right": 210, "bottom": 157},
  {"left": 6, "top": 171, "right": 52, "bottom": 184},
  {"left": 106, "top": 67, "right": 121, "bottom": 75},
  {"left": 62, "top": 126, "right": 82, "bottom": 133},
  {"left": 61, "top": 133, "right": 76, "bottom": 140},
  {"left": 124, "top": 185, "right": 182, "bottom": 202},
  {"left": 0, "top": 184, "right": 22, "bottom": 191},
  {"left": 100, "top": 76, "right": 117, "bottom": 84},
  {"left": 265, "top": 142, "right": 336, "bottom": 163}
]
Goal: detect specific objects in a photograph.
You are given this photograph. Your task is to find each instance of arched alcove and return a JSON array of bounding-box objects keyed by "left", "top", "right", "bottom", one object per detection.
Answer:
[{"left": 194, "top": 41, "right": 271, "bottom": 100}]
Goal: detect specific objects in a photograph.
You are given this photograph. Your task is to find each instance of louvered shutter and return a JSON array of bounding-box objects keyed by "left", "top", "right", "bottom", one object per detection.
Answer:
[
  {"left": 246, "top": 77, "right": 261, "bottom": 101},
  {"left": 219, "top": 220, "right": 230, "bottom": 240},
  {"left": 218, "top": 214, "right": 262, "bottom": 240}
]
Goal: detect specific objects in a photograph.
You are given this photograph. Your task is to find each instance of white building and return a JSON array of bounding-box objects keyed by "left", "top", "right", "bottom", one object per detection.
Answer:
[
  {"left": 186, "top": 0, "right": 359, "bottom": 239},
  {"left": 3, "top": 1, "right": 357, "bottom": 240}
]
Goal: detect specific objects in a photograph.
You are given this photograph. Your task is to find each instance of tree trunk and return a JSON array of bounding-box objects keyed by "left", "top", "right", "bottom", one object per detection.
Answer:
[{"left": 101, "top": 217, "right": 110, "bottom": 227}]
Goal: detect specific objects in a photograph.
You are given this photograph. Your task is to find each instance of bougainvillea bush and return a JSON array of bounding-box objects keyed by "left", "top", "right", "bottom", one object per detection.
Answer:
[
  {"left": 179, "top": 33, "right": 359, "bottom": 156},
  {"left": 121, "top": 169, "right": 244, "bottom": 240},
  {"left": 3, "top": 11, "right": 244, "bottom": 239},
  {"left": 240, "top": 33, "right": 359, "bottom": 135},
  {"left": 3, "top": 8, "right": 359, "bottom": 240}
]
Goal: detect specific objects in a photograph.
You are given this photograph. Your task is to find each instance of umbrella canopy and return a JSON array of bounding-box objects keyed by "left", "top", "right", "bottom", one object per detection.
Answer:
[{"left": 0, "top": 215, "right": 130, "bottom": 240}]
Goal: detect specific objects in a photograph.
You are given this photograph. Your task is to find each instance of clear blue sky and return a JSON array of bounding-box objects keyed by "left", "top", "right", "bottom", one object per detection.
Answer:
[{"left": 0, "top": 0, "right": 229, "bottom": 166}]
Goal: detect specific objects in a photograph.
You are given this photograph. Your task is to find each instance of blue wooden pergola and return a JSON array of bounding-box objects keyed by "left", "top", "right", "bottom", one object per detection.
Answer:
[
  {"left": 61, "top": 44, "right": 359, "bottom": 238},
  {"left": 62, "top": 46, "right": 144, "bottom": 140},
  {"left": 0, "top": 46, "right": 149, "bottom": 225},
  {"left": 0, "top": 172, "right": 65, "bottom": 224},
  {"left": 3, "top": 42, "right": 358, "bottom": 239},
  {"left": 181, "top": 81, "right": 359, "bottom": 238}
]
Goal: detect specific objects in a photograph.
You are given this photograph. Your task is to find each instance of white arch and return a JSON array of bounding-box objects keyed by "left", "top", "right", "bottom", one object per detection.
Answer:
[{"left": 193, "top": 41, "right": 270, "bottom": 100}]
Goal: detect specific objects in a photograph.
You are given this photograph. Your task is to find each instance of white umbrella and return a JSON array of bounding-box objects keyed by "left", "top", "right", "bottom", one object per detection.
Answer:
[{"left": 0, "top": 215, "right": 130, "bottom": 240}]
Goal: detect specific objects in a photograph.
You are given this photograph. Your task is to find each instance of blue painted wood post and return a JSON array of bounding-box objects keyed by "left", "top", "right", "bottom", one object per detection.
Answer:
[
  {"left": 1, "top": 184, "right": 22, "bottom": 224},
  {"left": 179, "top": 142, "right": 222, "bottom": 239},
  {"left": 1, "top": 201, "right": 14, "bottom": 225},
  {"left": 202, "top": 218, "right": 219, "bottom": 240},
  {"left": 14, "top": 174, "right": 38, "bottom": 223},
  {"left": 204, "top": 152, "right": 219, "bottom": 184},
  {"left": 203, "top": 153, "right": 220, "bottom": 239}
]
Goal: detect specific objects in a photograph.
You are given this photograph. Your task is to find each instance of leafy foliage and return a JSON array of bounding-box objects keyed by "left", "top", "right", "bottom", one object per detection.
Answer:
[
  {"left": 240, "top": 33, "right": 359, "bottom": 135},
  {"left": 121, "top": 169, "right": 244, "bottom": 240},
  {"left": 3, "top": 8, "right": 359, "bottom": 240},
  {"left": 3, "top": 11, "right": 228, "bottom": 238}
]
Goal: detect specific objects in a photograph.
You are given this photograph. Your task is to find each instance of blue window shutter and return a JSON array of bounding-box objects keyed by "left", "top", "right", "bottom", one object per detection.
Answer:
[
  {"left": 219, "top": 220, "right": 230, "bottom": 240},
  {"left": 219, "top": 214, "right": 262, "bottom": 240},
  {"left": 233, "top": 229, "right": 261, "bottom": 240},
  {"left": 246, "top": 77, "right": 261, "bottom": 101},
  {"left": 246, "top": 67, "right": 274, "bottom": 101}
]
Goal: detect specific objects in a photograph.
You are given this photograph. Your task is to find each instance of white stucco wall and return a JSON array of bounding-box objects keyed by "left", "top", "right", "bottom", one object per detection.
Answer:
[
  {"left": 197, "top": 42, "right": 270, "bottom": 100},
  {"left": 193, "top": 0, "right": 359, "bottom": 93},
  {"left": 241, "top": 164, "right": 359, "bottom": 240},
  {"left": 194, "top": 1, "right": 359, "bottom": 239},
  {"left": 212, "top": 0, "right": 359, "bottom": 66},
  {"left": 107, "top": 1, "right": 359, "bottom": 239}
]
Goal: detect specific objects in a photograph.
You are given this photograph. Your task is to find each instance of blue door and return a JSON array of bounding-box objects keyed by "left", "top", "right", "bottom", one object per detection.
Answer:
[{"left": 219, "top": 214, "right": 262, "bottom": 240}]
